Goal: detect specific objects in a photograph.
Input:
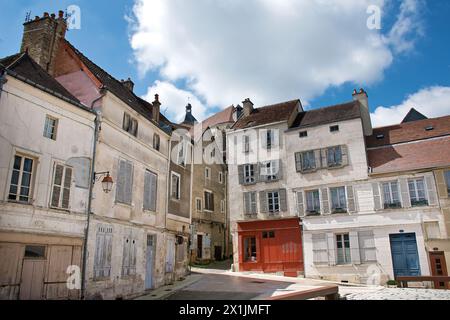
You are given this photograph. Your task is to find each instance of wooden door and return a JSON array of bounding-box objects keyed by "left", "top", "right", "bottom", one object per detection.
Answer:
[
  {"left": 390, "top": 233, "right": 421, "bottom": 277},
  {"left": 197, "top": 235, "right": 203, "bottom": 259},
  {"left": 430, "top": 252, "right": 449, "bottom": 289},
  {"left": 19, "top": 260, "right": 45, "bottom": 300},
  {"left": 145, "top": 235, "right": 155, "bottom": 290}
]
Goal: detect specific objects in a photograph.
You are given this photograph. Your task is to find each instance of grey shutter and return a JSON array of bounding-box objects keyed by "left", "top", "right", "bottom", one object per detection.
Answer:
[
  {"left": 321, "top": 149, "right": 328, "bottom": 168},
  {"left": 341, "top": 145, "right": 349, "bottom": 166},
  {"left": 243, "top": 193, "right": 251, "bottom": 215},
  {"left": 116, "top": 160, "right": 126, "bottom": 203},
  {"left": 62, "top": 167, "right": 72, "bottom": 209},
  {"left": 346, "top": 185, "right": 356, "bottom": 213},
  {"left": 295, "top": 153, "right": 302, "bottom": 172},
  {"left": 435, "top": 170, "right": 449, "bottom": 199},
  {"left": 297, "top": 192, "right": 305, "bottom": 217},
  {"left": 321, "top": 188, "right": 330, "bottom": 214},
  {"left": 143, "top": 171, "right": 151, "bottom": 210},
  {"left": 275, "top": 160, "right": 283, "bottom": 180},
  {"left": 51, "top": 164, "right": 64, "bottom": 208},
  {"left": 259, "top": 191, "right": 268, "bottom": 213},
  {"left": 279, "top": 189, "right": 287, "bottom": 212},
  {"left": 211, "top": 193, "right": 215, "bottom": 211},
  {"left": 399, "top": 178, "right": 411, "bottom": 208},
  {"left": 314, "top": 149, "right": 322, "bottom": 169},
  {"left": 254, "top": 163, "right": 260, "bottom": 183},
  {"left": 122, "top": 236, "right": 130, "bottom": 276},
  {"left": 94, "top": 233, "right": 104, "bottom": 279},
  {"left": 349, "top": 231, "right": 361, "bottom": 265},
  {"left": 125, "top": 162, "right": 133, "bottom": 205},
  {"left": 326, "top": 233, "right": 336, "bottom": 266},
  {"left": 238, "top": 165, "right": 244, "bottom": 185},
  {"left": 260, "top": 130, "right": 268, "bottom": 149},
  {"left": 425, "top": 175, "right": 438, "bottom": 206},
  {"left": 251, "top": 193, "right": 257, "bottom": 214},
  {"left": 150, "top": 173, "right": 157, "bottom": 211},
  {"left": 104, "top": 232, "right": 112, "bottom": 277},
  {"left": 144, "top": 171, "right": 157, "bottom": 211},
  {"left": 372, "top": 183, "right": 382, "bottom": 210}
]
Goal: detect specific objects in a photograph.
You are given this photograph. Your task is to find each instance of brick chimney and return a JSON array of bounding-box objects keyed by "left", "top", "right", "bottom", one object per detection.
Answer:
[
  {"left": 242, "top": 98, "right": 254, "bottom": 117},
  {"left": 121, "top": 78, "right": 134, "bottom": 92},
  {"left": 352, "top": 88, "right": 373, "bottom": 136},
  {"left": 20, "top": 10, "right": 67, "bottom": 75},
  {"left": 152, "top": 94, "right": 161, "bottom": 123}
]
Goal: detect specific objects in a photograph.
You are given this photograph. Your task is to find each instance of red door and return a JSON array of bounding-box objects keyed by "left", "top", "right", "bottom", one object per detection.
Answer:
[{"left": 430, "top": 252, "right": 449, "bottom": 289}]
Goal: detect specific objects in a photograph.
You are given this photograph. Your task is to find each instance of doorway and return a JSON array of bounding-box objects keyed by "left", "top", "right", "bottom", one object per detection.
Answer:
[
  {"left": 389, "top": 233, "right": 421, "bottom": 277},
  {"left": 197, "top": 235, "right": 203, "bottom": 259},
  {"left": 19, "top": 245, "right": 46, "bottom": 300},
  {"left": 429, "top": 252, "right": 449, "bottom": 289},
  {"left": 145, "top": 235, "right": 155, "bottom": 290}
]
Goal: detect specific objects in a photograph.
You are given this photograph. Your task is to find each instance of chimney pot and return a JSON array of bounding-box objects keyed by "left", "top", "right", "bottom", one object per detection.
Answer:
[
  {"left": 44, "top": 12, "right": 49, "bottom": 17},
  {"left": 152, "top": 94, "right": 161, "bottom": 123},
  {"left": 242, "top": 98, "right": 254, "bottom": 117},
  {"left": 51, "top": 13, "right": 56, "bottom": 19},
  {"left": 35, "top": 16, "right": 40, "bottom": 20},
  {"left": 58, "top": 10, "right": 64, "bottom": 18}
]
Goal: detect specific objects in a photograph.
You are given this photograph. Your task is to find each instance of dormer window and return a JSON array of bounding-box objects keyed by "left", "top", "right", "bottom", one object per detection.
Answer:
[
  {"left": 330, "top": 125, "right": 339, "bottom": 133},
  {"left": 299, "top": 131, "right": 308, "bottom": 138},
  {"left": 123, "top": 113, "right": 138, "bottom": 137}
]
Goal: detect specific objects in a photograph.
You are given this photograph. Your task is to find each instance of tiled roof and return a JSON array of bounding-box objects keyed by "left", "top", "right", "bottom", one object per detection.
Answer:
[
  {"left": 289, "top": 101, "right": 362, "bottom": 129},
  {"left": 366, "top": 115, "right": 450, "bottom": 148},
  {"left": 0, "top": 52, "right": 82, "bottom": 106},
  {"left": 189, "top": 105, "right": 236, "bottom": 136},
  {"left": 368, "top": 136, "right": 450, "bottom": 174},
  {"left": 232, "top": 100, "right": 299, "bottom": 130}
]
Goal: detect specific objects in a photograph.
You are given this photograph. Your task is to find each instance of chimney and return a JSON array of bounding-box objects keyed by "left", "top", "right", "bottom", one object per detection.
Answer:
[
  {"left": 152, "top": 94, "right": 161, "bottom": 123},
  {"left": 242, "top": 98, "right": 254, "bottom": 117},
  {"left": 20, "top": 11, "right": 67, "bottom": 75},
  {"left": 352, "top": 88, "right": 373, "bottom": 136},
  {"left": 121, "top": 78, "right": 134, "bottom": 92}
]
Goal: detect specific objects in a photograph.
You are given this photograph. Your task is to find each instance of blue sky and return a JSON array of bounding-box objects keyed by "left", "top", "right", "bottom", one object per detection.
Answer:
[{"left": 0, "top": 0, "right": 449, "bottom": 126}]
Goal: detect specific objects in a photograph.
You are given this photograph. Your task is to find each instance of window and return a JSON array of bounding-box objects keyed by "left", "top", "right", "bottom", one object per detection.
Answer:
[
  {"left": 327, "top": 146, "right": 342, "bottom": 167},
  {"left": 153, "top": 134, "right": 160, "bottom": 151},
  {"left": 330, "top": 187, "right": 347, "bottom": 213},
  {"left": 243, "top": 135, "right": 250, "bottom": 153},
  {"left": 205, "top": 167, "right": 211, "bottom": 180},
  {"left": 220, "top": 200, "right": 225, "bottom": 213},
  {"left": 358, "top": 231, "right": 376, "bottom": 263},
  {"left": 171, "top": 172, "right": 181, "bottom": 200},
  {"left": 177, "top": 141, "right": 186, "bottom": 166},
  {"left": 244, "top": 192, "right": 257, "bottom": 215},
  {"left": 312, "top": 234, "right": 328, "bottom": 264},
  {"left": 301, "top": 151, "right": 316, "bottom": 171},
  {"left": 445, "top": 171, "right": 450, "bottom": 196},
  {"left": 94, "top": 225, "right": 113, "bottom": 280},
  {"left": 211, "top": 148, "right": 216, "bottom": 158},
  {"left": 382, "top": 181, "right": 401, "bottom": 209},
  {"left": 122, "top": 236, "right": 137, "bottom": 276},
  {"left": 408, "top": 178, "right": 428, "bottom": 206},
  {"left": 24, "top": 246, "right": 46, "bottom": 259},
  {"left": 305, "top": 190, "right": 320, "bottom": 215},
  {"left": 261, "top": 160, "right": 280, "bottom": 181},
  {"left": 50, "top": 163, "right": 72, "bottom": 209},
  {"left": 196, "top": 198, "right": 202, "bottom": 212},
  {"left": 266, "top": 130, "right": 273, "bottom": 149},
  {"left": 116, "top": 160, "right": 133, "bottom": 205},
  {"left": 8, "top": 155, "right": 34, "bottom": 203},
  {"left": 122, "top": 113, "right": 138, "bottom": 137},
  {"left": 299, "top": 131, "right": 308, "bottom": 138},
  {"left": 262, "top": 231, "right": 275, "bottom": 239},
  {"left": 204, "top": 191, "right": 214, "bottom": 211},
  {"left": 268, "top": 191, "right": 280, "bottom": 213},
  {"left": 244, "top": 237, "right": 257, "bottom": 262},
  {"left": 144, "top": 170, "right": 157, "bottom": 212},
  {"left": 219, "top": 172, "right": 223, "bottom": 184},
  {"left": 336, "top": 234, "right": 351, "bottom": 265},
  {"left": 43, "top": 116, "right": 58, "bottom": 140},
  {"left": 244, "top": 164, "right": 256, "bottom": 184},
  {"left": 330, "top": 125, "right": 339, "bottom": 133}
]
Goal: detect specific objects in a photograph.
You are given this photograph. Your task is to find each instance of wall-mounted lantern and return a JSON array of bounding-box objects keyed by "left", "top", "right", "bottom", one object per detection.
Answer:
[{"left": 94, "top": 171, "right": 114, "bottom": 194}]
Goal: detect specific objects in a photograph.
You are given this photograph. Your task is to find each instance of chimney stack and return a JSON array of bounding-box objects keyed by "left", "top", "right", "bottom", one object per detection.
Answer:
[
  {"left": 20, "top": 10, "right": 67, "bottom": 76},
  {"left": 152, "top": 94, "right": 161, "bottom": 124},
  {"left": 121, "top": 78, "right": 134, "bottom": 92},
  {"left": 352, "top": 88, "right": 373, "bottom": 136},
  {"left": 242, "top": 98, "right": 254, "bottom": 117}
]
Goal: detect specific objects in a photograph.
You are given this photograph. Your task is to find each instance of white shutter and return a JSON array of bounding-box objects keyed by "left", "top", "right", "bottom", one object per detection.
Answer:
[
  {"left": 312, "top": 234, "right": 328, "bottom": 264},
  {"left": 358, "top": 231, "right": 377, "bottom": 263},
  {"left": 259, "top": 191, "right": 268, "bottom": 213},
  {"left": 425, "top": 175, "right": 438, "bottom": 206},
  {"left": 297, "top": 191, "right": 305, "bottom": 217},
  {"left": 346, "top": 185, "right": 356, "bottom": 213},
  {"left": 399, "top": 178, "right": 411, "bottom": 208},
  {"left": 372, "top": 183, "right": 382, "bottom": 210},
  {"left": 116, "top": 160, "right": 126, "bottom": 203},
  {"left": 349, "top": 232, "right": 361, "bottom": 265},
  {"left": 243, "top": 193, "right": 251, "bottom": 215},
  {"left": 326, "top": 233, "right": 336, "bottom": 266},
  {"left": 321, "top": 188, "right": 330, "bottom": 214},
  {"left": 279, "top": 189, "right": 288, "bottom": 212},
  {"left": 341, "top": 145, "right": 349, "bottom": 166}
]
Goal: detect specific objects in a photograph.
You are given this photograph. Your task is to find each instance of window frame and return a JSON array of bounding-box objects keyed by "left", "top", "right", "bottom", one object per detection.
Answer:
[
  {"left": 8, "top": 154, "right": 35, "bottom": 204},
  {"left": 408, "top": 178, "right": 428, "bottom": 207},
  {"left": 305, "top": 190, "right": 321, "bottom": 215},
  {"left": 267, "top": 191, "right": 280, "bottom": 214},
  {"left": 43, "top": 115, "right": 58, "bottom": 140},
  {"left": 243, "top": 236, "right": 257, "bottom": 262},
  {"left": 204, "top": 190, "right": 214, "bottom": 212},
  {"left": 301, "top": 150, "right": 316, "bottom": 172},
  {"left": 330, "top": 186, "right": 347, "bottom": 213},
  {"left": 196, "top": 197, "right": 202, "bottom": 212},
  {"left": 122, "top": 113, "right": 138, "bottom": 137},
  {"left": 220, "top": 199, "right": 225, "bottom": 214},
  {"left": 327, "top": 146, "right": 343, "bottom": 167},
  {"left": 266, "top": 130, "right": 273, "bottom": 149},
  {"left": 299, "top": 131, "right": 308, "bottom": 138},
  {"left": 170, "top": 172, "right": 181, "bottom": 200},
  {"left": 243, "top": 135, "right": 250, "bottom": 153},
  {"left": 219, "top": 171, "right": 224, "bottom": 184},
  {"left": 244, "top": 164, "right": 256, "bottom": 184},
  {"left": 382, "top": 181, "right": 401, "bottom": 209},
  {"left": 261, "top": 160, "right": 279, "bottom": 181},
  {"left": 330, "top": 125, "right": 340, "bottom": 133},
  {"left": 50, "top": 162, "right": 73, "bottom": 210},
  {"left": 336, "top": 233, "right": 351, "bottom": 265},
  {"left": 205, "top": 167, "right": 211, "bottom": 180},
  {"left": 153, "top": 134, "right": 160, "bottom": 151}
]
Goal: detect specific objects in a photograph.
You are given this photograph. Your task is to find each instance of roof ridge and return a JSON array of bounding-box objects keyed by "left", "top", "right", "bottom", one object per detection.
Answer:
[
  {"left": 256, "top": 99, "right": 300, "bottom": 110},
  {"left": 373, "top": 114, "right": 450, "bottom": 130},
  {"left": 0, "top": 52, "right": 25, "bottom": 69},
  {"left": 303, "top": 100, "right": 357, "bottom": 113}
]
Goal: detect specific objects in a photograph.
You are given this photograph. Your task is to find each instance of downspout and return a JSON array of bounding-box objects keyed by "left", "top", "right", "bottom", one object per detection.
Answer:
[
  {"left": 80, "top": 91, "right": 105, "bottom": 300},
  {"left": 0, "top": 70, "right": 7, "bottom": 99}
]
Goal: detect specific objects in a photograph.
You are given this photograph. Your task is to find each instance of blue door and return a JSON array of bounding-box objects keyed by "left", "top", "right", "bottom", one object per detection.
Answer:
[
  {"left": 145, "top": 235, "right": 155, "bottom": 290},
  {"left": 390, "top": 233, "right": 421, "bottom": 277}
]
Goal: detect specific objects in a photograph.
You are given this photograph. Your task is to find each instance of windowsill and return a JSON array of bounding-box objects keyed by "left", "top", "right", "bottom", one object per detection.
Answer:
[
  {"left": 7, "top": 200, "right": 33, "bottom": 206},
  {"left": 411, "top": 201, "right": 429, "bottom": 207},
  {"left": 115, "top": 201, "right": 132, "bottom": 208},
  {"left": 143, "top": 209, "right": 157, "bottom": 214}
]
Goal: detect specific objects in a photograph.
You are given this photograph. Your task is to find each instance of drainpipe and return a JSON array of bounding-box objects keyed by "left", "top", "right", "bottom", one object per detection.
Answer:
[
  {"left": 80, "top": 91, "right": 105, "bottom": 300},
  {"left": 0, "top": 70, "right": 7, "bottom": 99}
]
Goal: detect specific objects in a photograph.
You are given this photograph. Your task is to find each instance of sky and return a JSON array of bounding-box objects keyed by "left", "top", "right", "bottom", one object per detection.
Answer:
[{"left": 0, "top": 0, "right": 449, "bottom": 126}]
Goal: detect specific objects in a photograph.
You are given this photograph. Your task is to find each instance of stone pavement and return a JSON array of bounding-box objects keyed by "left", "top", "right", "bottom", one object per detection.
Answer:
[{"left": 345, "top": 288, "right": 450, "bottom": 300}]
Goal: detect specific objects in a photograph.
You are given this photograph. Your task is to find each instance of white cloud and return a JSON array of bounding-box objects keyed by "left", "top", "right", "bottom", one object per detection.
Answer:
[
  {"left": 371, "top": 86, "right": 450, "bottom": 127},
  {"left": 142, "top": 80, "right": 208, "bottom": 123},
  {"left": 129, "top": 0, "right": 425, "bottom": 121}
]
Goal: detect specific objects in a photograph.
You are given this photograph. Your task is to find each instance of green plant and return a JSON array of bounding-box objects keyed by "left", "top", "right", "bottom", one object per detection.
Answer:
[{"left": 386, "top": 280, "right": 398, "bottom": 286}]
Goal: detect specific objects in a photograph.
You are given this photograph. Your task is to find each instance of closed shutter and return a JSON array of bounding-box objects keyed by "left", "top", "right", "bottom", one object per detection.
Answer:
[
  {"left": 144, "top": 171, "right": 157, "bottom": 211},
  {"left": 294, "top": 153, "right": 302, "bottom": 172},
  {"left": 372, "top": 183, "right": 382, "bottom": 210},
  {"left": 94, "top": 225, "right": 113, "bottom": 279},
  {"left": 243, "top": 193, "right": 251, "bottom": 215},
  {"left": 260, "top": 130, "right": 268, "bottom": 149},
  {"left": 399, "top": 178, "right": 411, "bottom": 208},
  {"left": 321, "top": 188, "right": 330, "bottom": 214},
  {"left": 259, "top": 191, "right": 268, "bottom": 213},
  {"left": 122, "top": 235, "right": 130, "bottom": 276},
  {"left": 211, "top": 193, "right": 215, "bottom": 211},
  {"left": 321, "top": 149, "right": 328, "bottom": 168},
  {"left": 435, "top": 170, "right": 449, "bottom": 199},
  {"left": 312, "top": 234, "right": 328, "bottom": 264},
  {"left": 104, "top": 232, "right": 112, "bottom": 277},
  {"left": 341, "top": 145, "right": 349, "bottom": 166},
  {"left": 143, "top": 171, "right": 151, "bottom": 210},
  {"left": 238, "top": 165, "right": 244, "bottom": 185},
  {"left": 358, "top": 231, "right": 376, "bottom": 263},
  {"left": 62, "top": 167, "right": 72, "bottom": 209},
  {"left": 94, "top": 232, "right": 104, "bottom": 279},
  {"left": 346, "top": 185, "right": 356, "bottom": 213},
  {"left": 326, "top": 233, "right": 336, "bottom": 266},
  {"left": 275, "top": 160, "right": 283, "bottom": 180},
  {"left": 116, "top": 160, "right": 126, "bottom": 203},
  {"left": 250, "top": 193, "right": 257, "bottom": 214},
  {"left": 425, "top": 175, "right": 438, "bottom": 206},
  {"left": 51, "top": 164, "right": 64, "bottom": 208},
  {"left": 279, "top": 189, "right": 287, "bottom": 212},
  {"left": 297, "top": 191, "right": 305, "bottom": 217},
  {"left": 125, "top": 161, "right": 133, "bottom": 204},
  {"left": 349, "top": 232, "right": 361, "bottom": 265},
  {"left": 314, "top": 149, "right": 322, "bottom": 169},
  {"left": 254, "top": 163, "right": 260, "bottom": 183}
]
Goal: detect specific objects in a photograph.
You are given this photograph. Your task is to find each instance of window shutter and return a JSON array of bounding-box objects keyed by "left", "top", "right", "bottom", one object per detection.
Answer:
[
  {"left": 275, "top": 160, "right": 283, "bottom": 180},
  {"left": 211, "top": 193, "right": 215, "bottom": 211},
  {"left": 295, "top": 153, "right": 302, "bottom": 172},
  {"left": 104, "top": 232, "right": 112, "bottom": 277},
  {"left": 371, "top": 183, "right": 382, "bottom": 210},
  {"left": 238, "top": 165, "right": 244, "bottom": 185},
  {"left": 125, "top": 162, "right": 133, "bottom": 205},
  {"left": 251, "top": 193, "right": 257, "bottom": 214},
  {"left": 116, "top": 160, "right": 126, "bottom": 203},
  {"left": 243, "top": 193, "right": 250, "bottom": 215},
  {"left": 94, "top": 233, "right": 104, "bottom": 279},
  {"left": 341, "top": 145, "right": 349, "bottom": 166},
  {"left": 62, "top": 167, "right": 72, "bottom": 209},
  {"left": 321, "top": 149, "right": 328, "bottom": 168},
  {"left": 122, "top": 236, "right": 130, "bottom": 276},
  {"left": 259, "top": 191, "right": 268, "bottom": 213},
  {"left": 260, "top": 130, "right": 268, "bottom": 149},
  {"left": 349, "top": 231, "right": 361, "bottom": 265},
  {"left": 399, "top": 178, "right": 411, "bottom": 208},
  {"left": 123, "top": 113, "right": 130, "bottom": 131},
  {"left": 272, "top": 129, "right": 280, "bottom": 149},
  {"left": 425, "top": 175, "right": 438, "bottom": 206},
  {"left": 144, "top": 171, "right": 151, "bottom": 210},
  {"left": 51, "top": 164, "right": 64, "bottom": 208},
  {"left": 314, "top": 149, "right": 322, "bottom": 169},
  {"left": 297, "top": 192, "right": 305, "bottom": 217},
  {"left": 150, "top": 173, "right": 157, "bottom": 211},
  {"left": 358, "top": 231, "right": 376, "bottom": 263},
  {"left": 279, "top": 189, "right": 287, "bottom": 212},
  {"left": 435, "top": 170, "right": 449, "bottom": 199},
  {"left": 346, "top": 185, "right": 356, "bottom": 213},
  {"left": 254, "top": 163, "right": 260, "bottom": 183},
  {"left": 326, "top": 233, "right": 336, "bottom": 266},
  {"left": 321, "top": 188, "right": 330, "bottom": 214}
]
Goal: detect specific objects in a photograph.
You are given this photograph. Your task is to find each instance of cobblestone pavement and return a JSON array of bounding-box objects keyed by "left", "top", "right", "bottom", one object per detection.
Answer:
[{"left": 345, "top": 288, "right": 450, "bottom": 300}]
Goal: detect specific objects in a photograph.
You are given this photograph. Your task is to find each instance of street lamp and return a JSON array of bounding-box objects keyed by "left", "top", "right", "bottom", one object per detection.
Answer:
[{"left": 94, "top": 171, "right": 114, "bottom": 193}]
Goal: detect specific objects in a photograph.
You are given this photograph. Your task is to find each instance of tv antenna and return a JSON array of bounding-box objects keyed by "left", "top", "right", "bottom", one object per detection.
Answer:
[{"left": 25, "top": 11, "right": 31, "bottom": 22}]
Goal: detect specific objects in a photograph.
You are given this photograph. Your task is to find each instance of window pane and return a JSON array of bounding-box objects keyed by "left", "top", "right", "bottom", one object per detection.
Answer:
[
  {"left": 23, "top": 158, "right": 33, "bottom": 173},
  {"left": 13, "top": 156, "right": 22, "bottom": 170},
  {"left": 24, "top": 246, "right": 46, "bottom": 258},
  {"left": 10, "top": 170, "right": 19, "bottom": 185}
]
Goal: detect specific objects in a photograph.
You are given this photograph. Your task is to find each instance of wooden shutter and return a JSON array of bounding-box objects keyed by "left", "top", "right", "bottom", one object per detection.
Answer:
[
  {"left": 254, "top": 163, "right": 260, "bottom": 183},
  {"left": 399, "top": 178, "right": 411, "bottom": 208},
  {"left": 260, "top": 130, "right": 268, "bottom": 149},
  {"left": 116, "top": 160, "right": 126, "bottom": 203},
  {"left": 321, "top": 149, "right": 328, "bottom": 168},
  {"left": 435, "top": 170, "right": 449, "bottom": 199},
  {"left": 425, "top": 175, "right": 438, "bottom": 206},
  {"left": 238, "top": 165, "right": 244, "bottom": 185},
  {"left": 372, "top": 183, "right": 382, "bottom": 210},
  {"left": 122, "top": 236, "right": 130, "bottom": 276},
  {"left": 295, "top": 153, "right": 302, "bottom": 172},
  {"left": 314, "top": 149, "right": 322, "bottom": 169},
  {"left": 51, "top": 164, "right": 64, "bottom": 208},
  {"left": 346, "top": 185, "right": 356, "bottom": 213},
  {"left": 326, "top": 233, "right": 336, "bottom": 266},
  {"left": 279, "top": 189, "right": 287, "bottom": 212},
  {"left": 211, "top": 193, "right": 215, "bottom": 211},
  {"left": 341, "top": 145, "right": 349, "bottom": 166},
  {"left": 94, "top": 233, "right": 104, "bottom": 279},
  {"left": 62, "top": 167, "right": 72, "bottom": 209},
  {"left": 144, "top": 171, "right": 157, "bottom": 211},
  {"left": 297, "top": 191, "right": 305, "bottom": 217},
  {"left": 250, "top": 193, "right": 257, "bottom": 214},
  {"left": 275, "top": 160, "right": 282, "bottom": 180},
  {"left": 104, "top": 231, "right": 112, "bottom": 277},
  {"left": 243, "top": 193, "right": 251, "bottom": 215},
  {"left": 259, "top": 191, "right": 268, "bottom": 213},
  {"left": 349, "top": 232, "right": 361, "bottom": 265},
  {"left": 124, "top": 161, "right": 133, "bottom": 205},
  {"left": 321, "top": 188, "right": 330, "bottom": 214}
]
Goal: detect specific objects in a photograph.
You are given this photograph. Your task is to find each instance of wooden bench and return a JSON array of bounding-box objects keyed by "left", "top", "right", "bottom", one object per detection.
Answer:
[{"left": 396, "top": 276, "right": 450, "bottom": 289}]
